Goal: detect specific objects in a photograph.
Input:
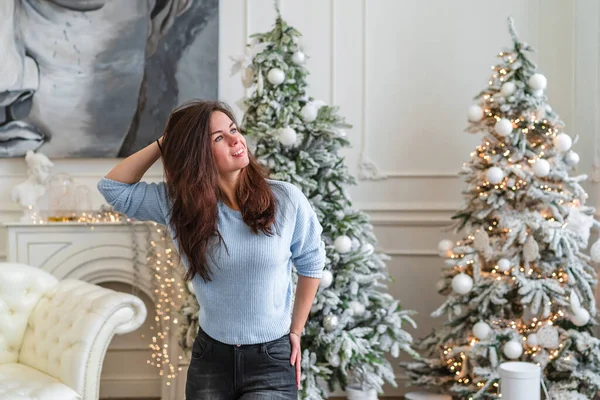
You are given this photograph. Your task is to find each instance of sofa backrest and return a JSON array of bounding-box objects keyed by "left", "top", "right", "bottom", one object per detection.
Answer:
[{"left": 0, "top": 263, "right": 57, "bottom": 364}]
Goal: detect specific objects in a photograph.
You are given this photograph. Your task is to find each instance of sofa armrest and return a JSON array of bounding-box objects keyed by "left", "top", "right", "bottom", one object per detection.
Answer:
[{"left": 18, "top": 279, "right": 147, "bottom": 399}]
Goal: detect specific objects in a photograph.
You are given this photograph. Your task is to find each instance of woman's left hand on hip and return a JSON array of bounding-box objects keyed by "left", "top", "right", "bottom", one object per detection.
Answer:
[{"left": 289, "top": 333, "right": 302, "bottom": 389}]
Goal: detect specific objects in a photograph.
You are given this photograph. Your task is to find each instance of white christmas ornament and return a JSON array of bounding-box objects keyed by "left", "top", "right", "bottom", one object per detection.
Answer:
[
  {"left": 323, "top": 315, "right": 339, "bottom": 332},
  {"left": 438, "top": 239, "right": 454, "bottom": 253},
  {"left": 533, "top": 159, "right": 550, "bottom": 177},
  {"left": 468, "top": 105, "right": 484, "bottom": 122},
  {"left": 291, "top": 51, "right": 305, "bottom": 64},
  {"left": 473, "top": 321, "right": 492, "bottom": 340},
  {"left": 537, "top": 325, "right": 560, "bottom": 349},
  {"left": 267, "top": 68, "right": 285, "bottom": 85},
  {"left": 312, "top": 100, "right": 327, "bottom": 110},
  {"left": 497, "top": 258, "right": 511, "bottom": 272},
  {"left": 319, "top": 270, "right": 333, "bottom": 289},
  {"left": 349, "top": 301, "right": 366, "bottom": 317},
  {"left": 553, "top": 133, "right": 572, "bottom": 152},
  {"left": 278, "top": 127, "right": 297, "bottom": 146},
  {"left": 451, "top": 273, "right": 473, "bottom": 295},
  {"left": 565, "top": 151, "right": 580, "bottom": 166},
  {"left": 526, "top": 333, "right": 538, "bottom": 347},
  {"left": 528, "top": 73, "right": 547, "bottom": 91},
  {"left": 361, "top": 243, "right": 374, "bottom": 256},
  {"left": 532, "top": 90, "right": 544, "bottom": 98},
  {"left": 334, "top": 235, "right": 352, "bottom": 254},
  {"left": 500, "top": 82, "right": 516, "bottom": 97},
  {"left": 591, "top": 239, "right": 600, "bottom": 263},
  {"left": 486, "top": 167, "right": 504, "bottom": 184},
  {"left": 503, "top": 341, "right": 523, "bottom": 359},
  {"left": 494, "top": 118, "right": 513, "bottom": 136},
  {"left": 572, "top": 308, "right": 590, "bottom": 327},
  {"left": 301, "top": 103, "right": 318, "bottom": 122}
]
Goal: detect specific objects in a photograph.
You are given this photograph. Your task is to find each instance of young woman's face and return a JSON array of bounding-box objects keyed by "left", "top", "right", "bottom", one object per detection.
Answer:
[{"left": 209, "top": 111, "right": 249, "bottom": 175}]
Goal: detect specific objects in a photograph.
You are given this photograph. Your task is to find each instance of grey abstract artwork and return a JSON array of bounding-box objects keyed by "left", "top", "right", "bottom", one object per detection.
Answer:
[{"left": 0, "top": 0, "right": 218, "bottom": 158}]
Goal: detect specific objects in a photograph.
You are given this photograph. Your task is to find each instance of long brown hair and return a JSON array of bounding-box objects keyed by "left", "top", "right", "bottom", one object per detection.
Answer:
[{"left": 161, "top": 100, "right": 276, "bottom": 282}]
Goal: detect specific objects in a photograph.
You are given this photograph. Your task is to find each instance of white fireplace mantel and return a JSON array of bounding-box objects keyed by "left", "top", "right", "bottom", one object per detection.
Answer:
[{"left": 3, "top": 221, "right": 158, "bottom": 299}]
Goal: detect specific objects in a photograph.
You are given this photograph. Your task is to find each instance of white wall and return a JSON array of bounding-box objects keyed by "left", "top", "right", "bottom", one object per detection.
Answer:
[{"left": 1, "top": 0, "right": 599, "bottom": 396}]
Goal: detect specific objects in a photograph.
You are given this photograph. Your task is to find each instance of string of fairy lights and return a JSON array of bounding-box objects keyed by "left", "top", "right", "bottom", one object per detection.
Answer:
[{"left": 28, "top": 209, "right": 188, "bottom": 386}]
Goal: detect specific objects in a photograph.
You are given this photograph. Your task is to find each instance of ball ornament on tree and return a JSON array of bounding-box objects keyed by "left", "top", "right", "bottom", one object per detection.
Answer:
[
  {"left": 497, "top": 258, "right": 511, "bottom": 272},
  {"left": 526, "top": 333, "right": 538, "bottom": 347},
  {"left": 349, "top": 301, "right": 366, "bottom": 317},
  {"left": 500, "top": 82, "right": 516, "bottom": 97},
  {"left": 438, "top": 239, "right": 454, "bottom": 253},
  {"left": 361, "top": 243, "right": 374, "bottom": 256},
  {"left": 468, "top": 105, "right": 484, "bottom": 122},
  {"left": 472, "top": 321, "right": 492, "bottom": 340},
  {"left": 291, "top": 51, "right": 305, "bottom": 64},
  {"left": 451, "top": 273, "right": 473, "bottom": 295},
  {"left": 313, "top": 100, "right": 327, "bottom": 110},
  {"left": 590, "top": 239, "right": 600, "bottom": 263},
  {"left": 267, "top": 68, "right": 285, "bottom": 85},
  {"left": 503, "top": 340, "right": 523, "bottom": 359},
  {"left": 494, "top": 118, "right": 513, "bottom": 136},
  {"left": 528, "top": 73, "right": 547, "bottom": 91},
  {"left": 565, "top": 151, "right": 580, "bottom": 166},
  {"left": 532, "top": 90, "right": 544, "bottom": 98},
  {"left": 323, "top": 315, "right": 339, "bottom": 332},
  {"left": 319, "top": 270, "right": 333, "bottom": 289},
  {"left": 553, "top": 133, "right": 572, "bottom": 152},
  {"left": 278, "top": 127, "right": 297, "bottom": 146},
  {"left": 533, "top": 159, "right": 550, "bottom": 177},
  {"left": 301, "top": 103, "right": 318, "bottom": 122},
  {"left": 486, "top": 167, "right": 504, "bottom": 185},
  {"left": 334, "top": 235, "right": 352, "bottom": 254}
]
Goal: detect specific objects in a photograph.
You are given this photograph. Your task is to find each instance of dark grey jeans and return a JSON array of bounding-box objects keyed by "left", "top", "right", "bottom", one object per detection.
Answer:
[{"left": 185, "top": 327, "right": 298, "bottom": 399}]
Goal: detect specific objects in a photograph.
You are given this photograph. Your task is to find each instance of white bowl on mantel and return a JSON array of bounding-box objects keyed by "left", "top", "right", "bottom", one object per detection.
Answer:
[{"left": 404, "top": 392, "right": 452, "bottom": 400}]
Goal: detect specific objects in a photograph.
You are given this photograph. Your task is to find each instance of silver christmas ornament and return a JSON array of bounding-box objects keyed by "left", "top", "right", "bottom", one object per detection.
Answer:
[{"left": 323, "top": 315, "right": 339, "bottom": 332}]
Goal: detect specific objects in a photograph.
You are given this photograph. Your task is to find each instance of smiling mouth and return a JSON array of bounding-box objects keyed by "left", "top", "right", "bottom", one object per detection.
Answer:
[
  {"left": 232, "top": 147, "right": 246, "bottom": 157},
  {"left": 0, "top": 120, "right": 46, "bottom": 158}
]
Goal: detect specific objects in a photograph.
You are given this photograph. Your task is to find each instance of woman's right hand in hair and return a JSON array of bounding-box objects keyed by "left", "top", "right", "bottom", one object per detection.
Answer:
[{"left": 103, "top": 135, "right": 163, "bottom": 184}]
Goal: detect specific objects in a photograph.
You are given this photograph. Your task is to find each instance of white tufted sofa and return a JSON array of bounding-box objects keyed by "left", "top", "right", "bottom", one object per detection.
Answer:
[{"left": 0, "top": 263, "right": 147, "bottom": 400}]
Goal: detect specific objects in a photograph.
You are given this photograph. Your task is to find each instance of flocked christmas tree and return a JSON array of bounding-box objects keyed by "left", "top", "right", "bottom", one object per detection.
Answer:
[
  {"left": 402, "top": 18, "right": 600, "bottom": 399},
  {"left": 225, "top": 3, "right": 417, "bottom": 398}
]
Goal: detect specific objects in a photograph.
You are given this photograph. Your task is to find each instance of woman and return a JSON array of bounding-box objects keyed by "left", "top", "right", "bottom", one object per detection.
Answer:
[{"left": 97, "top": 100, "right": 325, "bottom": 399}]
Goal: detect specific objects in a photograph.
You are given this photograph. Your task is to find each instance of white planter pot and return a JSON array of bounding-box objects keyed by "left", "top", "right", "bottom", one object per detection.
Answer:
[
  {"left": 499, "top": 362, "right": 541, "bottom": 400},
  {"left": 345, "top": 384, "right": 377, "bottom": 400}
]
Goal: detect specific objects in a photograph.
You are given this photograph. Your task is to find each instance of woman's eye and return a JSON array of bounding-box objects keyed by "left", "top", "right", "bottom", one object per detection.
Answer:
[
  {"left": 231, "top": 128, "right": 238, "bottom": 134},
  {"left": 214, "top": 135, "right": 223, "bottom": 142}
]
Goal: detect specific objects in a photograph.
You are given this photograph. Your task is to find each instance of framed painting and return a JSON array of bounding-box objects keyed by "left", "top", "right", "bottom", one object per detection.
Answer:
[{"left": 0, "top": 0, "right": 218, "bottom": 158}]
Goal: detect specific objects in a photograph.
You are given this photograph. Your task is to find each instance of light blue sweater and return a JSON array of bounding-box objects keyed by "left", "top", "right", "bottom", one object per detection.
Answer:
[{"left": 97, "top": 177, "right": 325, "bottom": 345}]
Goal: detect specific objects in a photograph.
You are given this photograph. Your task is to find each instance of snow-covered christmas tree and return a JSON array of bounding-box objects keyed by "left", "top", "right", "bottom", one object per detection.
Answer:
[
  {"left": 229, "top": 3, "right": 418, "bottom": 399},
  {"left": 402, "top": 17, "right": 600, "bottom": 399}
]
